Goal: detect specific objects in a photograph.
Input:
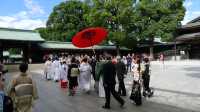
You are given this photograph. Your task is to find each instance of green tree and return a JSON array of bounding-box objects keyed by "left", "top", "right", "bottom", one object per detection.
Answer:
[
  {"left": 87, "top": 0, "right": 137, "bottom": 55},
  {"left": 39, "top": 0, "right": 90, "bottom": 41},
  {"left": 132, "top": 0, "right": 185, "bottom": 58}
]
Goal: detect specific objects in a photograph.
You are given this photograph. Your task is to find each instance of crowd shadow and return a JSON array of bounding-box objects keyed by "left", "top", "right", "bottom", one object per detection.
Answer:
[
  {"left": 184, "top": 67, "right": 200, "bottom": 72},
  {"left": 154, "top": 87, "right": 200, "bottom": 97},
  {"left": 183, "top": 67, "right": 200, "bottom": 79},
  {"left": 186, "top": 73, "right": 200, "bottom": 78}
]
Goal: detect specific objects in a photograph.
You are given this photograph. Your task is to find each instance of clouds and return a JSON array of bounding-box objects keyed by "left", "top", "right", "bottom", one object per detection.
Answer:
[
  {"left": 0, "top": 13, "right": 45, "bottom": 30},
  {"left": 184, "top": 0, "right": 192, "bottom": 8},
  {"left": 0, "top": 0, "right": 46, "bottom": 30},
  {"left": 182, "top": 0, "right": 200, "bottom": 25},
  {"left": 24, "top": 0, "right": 45, "bottom": 15}
]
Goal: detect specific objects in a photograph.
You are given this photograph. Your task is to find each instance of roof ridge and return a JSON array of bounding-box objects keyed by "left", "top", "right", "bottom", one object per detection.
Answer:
[
  {"left": 0, "top": 27, "right": 36, "bottom": 33},
  {"left": 187, "top": 16, "right": 200, "bottom": 24}
]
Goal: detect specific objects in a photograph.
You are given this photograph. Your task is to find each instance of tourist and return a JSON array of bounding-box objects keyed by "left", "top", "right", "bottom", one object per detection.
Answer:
[
  {"left": 122, "top": 56, "right": 127, "bottom": 67},
  {"left": 7, "top": 63, "right": 38, "bottom": 112},
  {"left": 116, "top": 57, "right": 127, "bottom": 96},
  {"left": 126, "top": 54, "right": 132, "bottom": 72},
  {"left": 101, "top": 55, "right": 125, "bottom": 109},
  {"left": 0, "top": 72, "right": 14, "bottom": 112},
  {"left": 67, "top": 57, "right": 79, "bottom": 96},
  {"left": 130, "top": 58, "right": 142, "bottom": 105},
  {"left": 141, "top": 58, "right": 153, "bottom": 97},
  {"left": 79, "top": 57, "right": 92, "bottom": 93}
]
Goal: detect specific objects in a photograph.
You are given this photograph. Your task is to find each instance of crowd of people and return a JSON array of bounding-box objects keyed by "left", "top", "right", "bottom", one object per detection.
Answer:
[
  {"left": 0, "top": 52, "right": 153, "bottom": 112},
  {"left": 43, "top": 52, "right": 153, "bottom": 109}
]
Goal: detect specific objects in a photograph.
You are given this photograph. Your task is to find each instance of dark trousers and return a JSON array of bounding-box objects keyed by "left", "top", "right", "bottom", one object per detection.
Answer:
[
  {"left": 103, "top": 84, "right": 124, "bottom": 107},
  {"left": 118, "top": 78, "right": 126, "bottom": 95},
  {"left": 69, "top": 77, "right": 78, "bottom": 90},
  {"left": 127, "top": 64, "right": 131, "bottom": 72},
  {"left": 143, "top": 75, "right": 150, "bottom": 91}
]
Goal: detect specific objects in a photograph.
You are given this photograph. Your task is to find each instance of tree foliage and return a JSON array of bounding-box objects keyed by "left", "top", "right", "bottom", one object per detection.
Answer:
[
  {"left": 132, "top": 0, "right": 185, "bottom": 42},
  {"left": 39, "top": 0, "right": 90, "bottom": 41},
  {"left": 38, "top": 0, "right": 185, "bottom": 51}
]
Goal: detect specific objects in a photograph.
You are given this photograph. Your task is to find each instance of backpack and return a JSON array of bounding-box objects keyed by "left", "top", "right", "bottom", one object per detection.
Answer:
[
  {"left": 3, "top": 95, "right": 14, "bottom": 112},
  {"left": 70, "top": 68, "right": 79, "bottom": 77}
]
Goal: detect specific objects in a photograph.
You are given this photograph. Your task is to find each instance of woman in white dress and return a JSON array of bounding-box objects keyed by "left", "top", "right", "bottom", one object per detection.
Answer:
[
  {"left": 79, "top": 57, "right": 92, "bottom": 93},
  {"left": 44, "top": 58, "right": 53, "bottom": 80}
]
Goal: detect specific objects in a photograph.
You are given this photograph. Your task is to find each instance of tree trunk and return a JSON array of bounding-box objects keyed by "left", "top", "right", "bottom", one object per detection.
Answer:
[
  {"left": 116, "top": 44, "right": 120, "bottom": 56},
  {"left": 149, "top": 37, "right": 154, "bottom": 60},
  {"left": 174, "top": 40, "right": 177, "bottom": 61}
]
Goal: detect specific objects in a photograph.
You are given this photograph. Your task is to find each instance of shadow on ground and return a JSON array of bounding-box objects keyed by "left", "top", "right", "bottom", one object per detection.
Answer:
[
  {"left": 5, "top": 71, "right": 199, "bottom": 112},
  {"left": 184, "top": 67, "right": 200, "bottom": 72}
]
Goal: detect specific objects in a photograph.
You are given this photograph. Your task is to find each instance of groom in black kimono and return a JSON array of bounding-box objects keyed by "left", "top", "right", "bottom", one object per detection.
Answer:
[{"left": 102, "top": 55, "right": 125, "bottom": 109}]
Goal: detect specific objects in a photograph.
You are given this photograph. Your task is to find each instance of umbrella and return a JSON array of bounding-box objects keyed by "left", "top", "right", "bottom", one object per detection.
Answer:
[
  {"left": 72, "top": 27, "right": 108, "bottom": 48},
  {"left": 72, "top": 27, "right": 108, "bottom": 55}
]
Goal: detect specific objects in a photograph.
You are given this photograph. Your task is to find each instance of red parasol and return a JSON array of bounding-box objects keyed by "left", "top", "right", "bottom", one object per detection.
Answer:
[{"left": 72, "top": 27, "right": 108, "bottom": 48}]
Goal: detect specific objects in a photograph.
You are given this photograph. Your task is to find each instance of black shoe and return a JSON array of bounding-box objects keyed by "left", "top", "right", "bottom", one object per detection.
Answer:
[
  {"left": 120, "top": 101, "right": 125, "bottom": 108},
  {"left": 121, "top": 94, "right": 126, "bottom": 96},
  {"left": 102, "top": 106, "right": 110, "bottom": 109}
]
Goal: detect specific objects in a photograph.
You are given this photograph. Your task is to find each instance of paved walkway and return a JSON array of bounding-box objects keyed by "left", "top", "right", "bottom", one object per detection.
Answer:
[{"left": 5, "top": 60, "right": 200, "bottom": 112}]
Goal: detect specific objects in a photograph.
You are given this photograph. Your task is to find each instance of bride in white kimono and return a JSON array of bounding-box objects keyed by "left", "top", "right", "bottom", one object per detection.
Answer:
[{"left": 79, "top": 58, "right": 92, "bottom": 93}]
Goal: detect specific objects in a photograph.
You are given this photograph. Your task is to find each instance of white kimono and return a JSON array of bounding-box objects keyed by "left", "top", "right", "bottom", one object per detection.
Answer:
[
  {"left": 44, "top": 60, "right": 53, "bottom": 80},
  {"left": 53, "top": 60, "right": 61, "bottom": 81},
  {"left": 79, "top": 62, "right": 92, "bottom": 92},
  {"left": 60, "top": 64, "right": 68, "bottom": 81}
]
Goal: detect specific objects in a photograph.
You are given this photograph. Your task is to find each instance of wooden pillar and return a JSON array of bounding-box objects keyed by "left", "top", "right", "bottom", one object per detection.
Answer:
[
  {"left": 23, "top": 42, "right": 31, "bottom": 63},
  {"left": 28, "top": 43, "right": 31, "bottom": 63},
  {"left": 23, "top": 47, "right": 28, "bottom": 63},
  {"left": 0, "top": 42, "right": 3, "bottom": 62}
]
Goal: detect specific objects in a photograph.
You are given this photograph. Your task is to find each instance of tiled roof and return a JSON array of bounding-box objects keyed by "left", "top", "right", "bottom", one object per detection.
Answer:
[
  {"left": 176, "top": 32, "right": 200, "bottom": 41},
  {"left": 0, "top": 27, "right": 44, "bottom": 42},
  {"left": 39, "top": 41, "right": 130, "bottom": 50}
]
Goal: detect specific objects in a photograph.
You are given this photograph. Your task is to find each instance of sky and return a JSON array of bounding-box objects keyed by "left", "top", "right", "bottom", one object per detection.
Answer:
[{"left": 0, "top": 0, "right": 199, "bottom": 30}]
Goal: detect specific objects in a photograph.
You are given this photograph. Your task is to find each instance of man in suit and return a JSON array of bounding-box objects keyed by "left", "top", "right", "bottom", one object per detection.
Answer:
[{"left": 102, "top": 55, "right": 125, "bottom": 109}]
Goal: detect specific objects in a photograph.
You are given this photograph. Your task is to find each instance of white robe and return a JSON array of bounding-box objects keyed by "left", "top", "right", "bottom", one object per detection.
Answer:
[
  {"left": 79, "top": 63, "right": 92, "bottom": 92},
  {"left": 53, "top": 60, "right": 61, "bottom": 81},
  {"left": 60, "top": 64, "right": 68, "bottom": 81},
  {"left": 44, "top": 60, "right": 53, "bottom": 80},
  {"left": 98, "top": 76, "right": 105, "bottom": 98}
]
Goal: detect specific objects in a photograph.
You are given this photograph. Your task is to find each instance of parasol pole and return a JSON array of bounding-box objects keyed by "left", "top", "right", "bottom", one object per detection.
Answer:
[
  {"left": 90, "top": 39, "right": 96, "bottom": 56},
  {"left": 92, "top": 45, "right": 96, "bottom": 56}
]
